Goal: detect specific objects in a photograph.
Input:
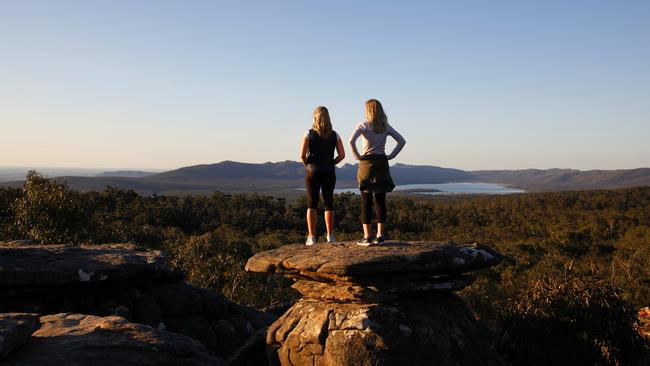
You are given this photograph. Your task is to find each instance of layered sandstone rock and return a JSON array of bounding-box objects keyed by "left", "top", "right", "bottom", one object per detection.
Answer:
[
  {"left": 0, "top": 243, "right": 274, "bottom": 360},
  {"left": 3, "top": 313, "right": 225, "bottom": 366},
  {"left": 0, "top": 313, "right": 41, "bottom": 358},
  {"left": 246, "top": 241, "right": 505, "bottom": 366},
  {"left": 0, "top": 243, "right": 172, "bottom": 285}
]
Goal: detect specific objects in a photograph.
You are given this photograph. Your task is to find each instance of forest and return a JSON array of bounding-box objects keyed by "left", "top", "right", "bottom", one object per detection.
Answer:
[{"left": 1, "top": 171, "right": 649, "bottom": 364}]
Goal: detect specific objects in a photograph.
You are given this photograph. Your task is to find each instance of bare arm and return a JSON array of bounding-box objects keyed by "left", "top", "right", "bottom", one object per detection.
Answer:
[
  {"left": 348, "top": 124, "right": 363, "bottom": 160},
  {"left": 333, "top": 135, "right": 346, "bottom": 165},
  {"left": 386, "top": 125, "right": 406, "bottom": 160},
  {"left": 300, "top": 135, "right": 309, "bottom": 165}
]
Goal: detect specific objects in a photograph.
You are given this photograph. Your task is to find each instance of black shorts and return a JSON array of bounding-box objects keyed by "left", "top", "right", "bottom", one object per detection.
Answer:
[{"left": 305, "top": 170, "right": 336, "bottom": 210}]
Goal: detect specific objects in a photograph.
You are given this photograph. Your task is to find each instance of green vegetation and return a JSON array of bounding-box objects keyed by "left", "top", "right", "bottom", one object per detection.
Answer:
[
  {"left": 1, "top": 172, "right": 648, "bottom": 364},
  {"left": 497, "top": 272, "right": 646, "bottom": 365}
]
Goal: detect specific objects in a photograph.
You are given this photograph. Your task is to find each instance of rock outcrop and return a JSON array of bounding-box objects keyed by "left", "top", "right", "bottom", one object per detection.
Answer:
[
  {"left": 0, "top": 313, "right": 40, "bottom": 358},
  {"left": 0, "top": 243, "right": 172, "bottom": 285},
  {"left": 0, "top": 243, "right": 274, "bottom": 362},
  {"left": 3, "top": 313, "right": 225, "bottom": 366},
  {"left": 246, "top": 241, "right": 505, "bottom": 366}
]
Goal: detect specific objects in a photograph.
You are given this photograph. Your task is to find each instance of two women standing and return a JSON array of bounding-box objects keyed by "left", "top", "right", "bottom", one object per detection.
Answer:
[{"left": 300, "top": 99, "right": 406, "bottom": 245}]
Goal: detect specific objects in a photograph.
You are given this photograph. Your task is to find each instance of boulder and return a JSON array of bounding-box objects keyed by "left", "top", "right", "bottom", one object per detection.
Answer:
[
  {"left": 227, "top": 327, "right": 270, "bottom": 366},
  {"left": 149, "top": 282, "right": 204, "bottom": 316},
  {"left": 0, "top": 313, "right": 41, "bottom": 358},
  {"left": 200, "top": 289, "right": 229, "bottom": 321},
  {"left": 247, "top": 241, "right": 505, "bottom": 366},
  {"left": 128, "top": 288, "right": 163, "bottom": 328},
  {"left": 0, "top": 243, "right": 175, "bottom": 285},
  {"left": 267, "top": 296, "right": 502, "bottom": 366},
  {"left": 0, "top": 243, "right": 276, "bottom": 360},
  {"left": 2, "top": 313, "right": 225, "bottom": 366},
  {"left": 212, "top": 316, "right": 256, "bottom": 356},
  {"left": 165, "top": 315, "right": 218, "bottom": 351}
]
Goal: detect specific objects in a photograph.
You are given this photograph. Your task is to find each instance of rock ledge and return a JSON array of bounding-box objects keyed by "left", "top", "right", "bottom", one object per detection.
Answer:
[
  {"left": 247, "top": 241, "right": 505, "bottom": 366},
  {"left": 0, "top": 243, "right": 174, "bottom": 285}
]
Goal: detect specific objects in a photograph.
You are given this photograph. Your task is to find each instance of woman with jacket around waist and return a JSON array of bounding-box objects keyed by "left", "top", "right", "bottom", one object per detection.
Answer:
[
  {"left": 300, "top": 106, "right": 346, "bottom": 245},
  {"left": 349, "top": 99, "right": 406, "bottom": 245}
]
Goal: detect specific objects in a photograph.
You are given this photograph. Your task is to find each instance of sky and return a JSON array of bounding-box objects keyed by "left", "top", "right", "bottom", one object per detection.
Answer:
[{"left": 1, "top": 0, "right": 649, "bottom": 171}]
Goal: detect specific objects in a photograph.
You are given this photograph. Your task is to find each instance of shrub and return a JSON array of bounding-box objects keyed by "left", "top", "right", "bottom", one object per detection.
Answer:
[
  {"left": 497, "top": 273, "right": 648, "bottom": 366},
  {"left": 13, "top": 171, "right": 89, "bottom": 243},
  {"left": 165, "top": 231, "right": 298, "bottom": 307},
  {"left": 0, "top": 187, "right": 21, "bottom": 240}
]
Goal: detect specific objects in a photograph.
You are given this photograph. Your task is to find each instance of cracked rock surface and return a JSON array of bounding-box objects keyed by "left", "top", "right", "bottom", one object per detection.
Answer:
[
  {"left": 2, "top": 313, "right": 225, "bottom": 366},
  {"left": 0, "top": 243, "right": 275, "bottom": 361},
  {"left": 266, "top": 296, "right": 503, "bottom": 366},
  {"left": 245, "top": 241, "right": 502, "bottom": 278},
  {"left": 0, "top": 243, "right": 173, "bottom": 285},
  {"left": 247, "top": 241, "right": 505, "bottom": 366},
  {"left": 0, "top": 313, "right": 41, "bottom": 358}
]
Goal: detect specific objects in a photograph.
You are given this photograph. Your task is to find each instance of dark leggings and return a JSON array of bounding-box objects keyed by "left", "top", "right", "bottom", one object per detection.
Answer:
[
  {"left": 360, "top": 192, "right": 386, "bottom": 224},
  {"left": 305, "top": 170, "right": 336, "bottom": 210}
]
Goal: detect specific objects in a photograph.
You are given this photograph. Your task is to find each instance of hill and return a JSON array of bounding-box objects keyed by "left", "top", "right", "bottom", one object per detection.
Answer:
[
  {"left": 1, "top": 161, "right": 648, "bottom": 195},
  {"left": 146, "top": 160, "right": 474, "bottom": 184},
  {"left": 472, "top": 168, "right": 650, "bottom": 191},
  {"left": 94, "top": 170, "right": 157, "bottom": 178}
]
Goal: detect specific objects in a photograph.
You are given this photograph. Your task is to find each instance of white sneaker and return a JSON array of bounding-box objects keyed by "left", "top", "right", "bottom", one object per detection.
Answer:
[
  {"left": 357, "top": 237, "right": 372, "bottom": 246},
  {"left": 305, "top": 236, "right": 316, "bottom": 246},
  {"left": 326, "top": 234, "right": 336, "bottom": 243}
]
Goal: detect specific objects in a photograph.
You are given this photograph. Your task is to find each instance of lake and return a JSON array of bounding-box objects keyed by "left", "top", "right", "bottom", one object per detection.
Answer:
[{"left": 332, "top": 182, "right": 525, "bottom": 195}]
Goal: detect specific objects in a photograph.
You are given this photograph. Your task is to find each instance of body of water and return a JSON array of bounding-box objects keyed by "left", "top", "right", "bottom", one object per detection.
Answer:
[{"left": 332, "top": 182, "right": 525, "bottom": 195}]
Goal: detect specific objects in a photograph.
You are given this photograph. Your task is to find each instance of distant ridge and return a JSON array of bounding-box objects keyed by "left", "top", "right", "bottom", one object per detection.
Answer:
[
  {"left": 146, "top": 160, "right": 475, "bottom": 184},
  {"left": 472, "top": 168, "right": 650, "bottom": 191},
  {"left": 148, "top": 160, "right": 307, "bottom": 181},
  {"left": 95, "top": 170, "right": 157, "bottom": 178},
  {"left": 1, "top": 161, "right": 648, "bottom": 195}
]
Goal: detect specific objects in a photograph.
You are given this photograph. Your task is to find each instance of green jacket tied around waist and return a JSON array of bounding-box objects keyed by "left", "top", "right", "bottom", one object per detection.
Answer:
[{"left": 357, "top": 155, "right": 395, "bottom": 193}]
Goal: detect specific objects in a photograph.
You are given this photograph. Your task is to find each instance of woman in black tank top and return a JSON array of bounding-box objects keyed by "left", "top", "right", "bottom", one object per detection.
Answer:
[{"left": 299, "top": 106, "right": 346, "bottom": 245}]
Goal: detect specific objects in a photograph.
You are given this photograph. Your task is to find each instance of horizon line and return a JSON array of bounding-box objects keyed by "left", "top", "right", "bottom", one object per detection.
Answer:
[{"left": 1, "top": 160, "right": 649, "bottom": 174}]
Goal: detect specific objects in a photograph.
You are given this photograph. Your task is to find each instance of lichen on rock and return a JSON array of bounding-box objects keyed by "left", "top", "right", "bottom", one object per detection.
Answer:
[
  {"left": 2, "top": 313, "right": 226, "bottom": 366},
  {"left": 247, "top": 241, "right": 505, "bottom": 366},
  {"left": 0, "top": 243, "right": 276, "bottom": 363}
]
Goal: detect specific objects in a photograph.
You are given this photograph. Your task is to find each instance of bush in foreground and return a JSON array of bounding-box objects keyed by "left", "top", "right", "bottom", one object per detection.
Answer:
[{"left": 498, "top": 273, "right": 648, "bottom": 366}]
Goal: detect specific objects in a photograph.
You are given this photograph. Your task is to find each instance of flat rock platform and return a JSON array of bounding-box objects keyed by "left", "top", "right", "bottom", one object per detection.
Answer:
[{"left": 245, "top": 241, "right": 503, "bottom": 279}]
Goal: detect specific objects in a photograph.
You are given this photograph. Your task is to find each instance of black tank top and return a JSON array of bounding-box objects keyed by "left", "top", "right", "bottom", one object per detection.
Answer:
[{"left": 306, "top": 129, "right": 337, "bottom": 172}]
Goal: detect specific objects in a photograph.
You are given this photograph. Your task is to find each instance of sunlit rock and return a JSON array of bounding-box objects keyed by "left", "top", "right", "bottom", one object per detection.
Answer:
[{"left": 247, "top": 241, "right": 505, "bottom": 366}]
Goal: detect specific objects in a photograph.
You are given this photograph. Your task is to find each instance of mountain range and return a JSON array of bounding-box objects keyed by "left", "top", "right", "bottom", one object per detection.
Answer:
[{"left": 1, "top": 161, "right": 649, "bottom": 196}]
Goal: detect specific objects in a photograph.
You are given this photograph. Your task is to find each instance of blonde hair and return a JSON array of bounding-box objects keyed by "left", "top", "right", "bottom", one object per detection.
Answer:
[
  {"left": 312, "top": 106, "right": 333, "bottom": 138},
  {"left": 365, "top": 99, "right": 388, "bottom": 133}
]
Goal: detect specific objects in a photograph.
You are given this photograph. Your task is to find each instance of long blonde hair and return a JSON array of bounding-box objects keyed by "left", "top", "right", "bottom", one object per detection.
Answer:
[
  {"left": 365, "top": 99, "right": 388, "bottom": 133},
  {"left": 313, "top": 106, "right": 333, "bottom": 138}
]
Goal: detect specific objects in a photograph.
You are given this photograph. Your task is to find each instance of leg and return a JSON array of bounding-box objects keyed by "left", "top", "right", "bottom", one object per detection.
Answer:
[
  {"left": 374, "top": 192, "right": 387, "bottom": 237},
  {"left": 363, "top": 224, "right": 372, "bottom": 239},
  {"left": 321, "top": 172, "right": 336, "bottom": 236},
  {"left": 305, "top": 171, "right": 319, "bottom": 238},
  {"left": 360, "top": 191, "right": 373, "bottom": 238},
  {"left": 325, "top": 211, "right": 335, "bottom": 236},
  {"left": 377, "top": 222, "right": 385, "bottom": 238},
  {"left": 307, "top": 209, "right": 317, "bottom": 237}
]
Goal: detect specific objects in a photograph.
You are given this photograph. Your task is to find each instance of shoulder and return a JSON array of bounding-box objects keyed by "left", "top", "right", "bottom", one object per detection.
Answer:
[{"left": 356, "top": 121, "right": 370, "bottom": 130}]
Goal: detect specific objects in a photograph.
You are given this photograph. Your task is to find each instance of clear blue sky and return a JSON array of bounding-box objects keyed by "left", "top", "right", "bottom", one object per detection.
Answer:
[{"left": 1, "top": 0, "right": 648, "bottom": 170}]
